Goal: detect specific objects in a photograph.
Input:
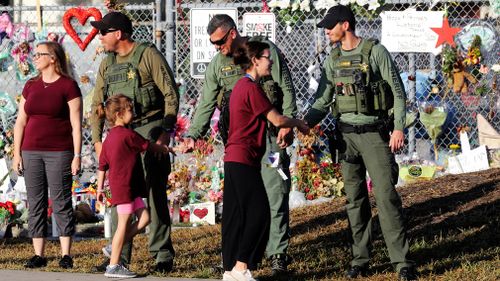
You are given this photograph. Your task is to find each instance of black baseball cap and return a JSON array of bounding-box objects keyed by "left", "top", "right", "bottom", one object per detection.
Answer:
[
  {"left": 317, "top": 5, "right": 355, "bottom": 29},
  {"left": 91, "top": 12, "right": 133, "bottom": 34}
]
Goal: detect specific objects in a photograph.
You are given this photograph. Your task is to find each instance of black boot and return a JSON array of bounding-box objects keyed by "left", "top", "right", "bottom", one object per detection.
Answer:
[
  {"left": 345, "top": 265, "right": 368, "bottom": 278},
  {"left": 398, "top": 267, "right": 418, "bottom": 281},
  {"left": 270, "top": 254, "right": 291, "bottom": 280}
]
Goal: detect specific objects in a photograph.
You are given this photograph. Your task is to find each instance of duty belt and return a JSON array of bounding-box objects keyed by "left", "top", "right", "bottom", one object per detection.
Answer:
[
  {"left": 338, "top": 122, "right": 380, "bottom": 134},
  {"left": 131, "top": 110, "right": 163, "bottom": 128}
]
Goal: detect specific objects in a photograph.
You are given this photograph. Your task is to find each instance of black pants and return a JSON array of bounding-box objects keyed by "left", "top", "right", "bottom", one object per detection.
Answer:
[{"left": 222, "top": 162, "right": 270, "bottom": 271}]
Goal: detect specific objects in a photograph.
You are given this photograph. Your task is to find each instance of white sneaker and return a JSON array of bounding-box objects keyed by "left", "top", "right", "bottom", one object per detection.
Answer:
[
  {"left": 222, "top": 271, "right": 233, "bottom": 281},
  {"left": 224, "top": 268, "right": 257, "bottom": 281}
]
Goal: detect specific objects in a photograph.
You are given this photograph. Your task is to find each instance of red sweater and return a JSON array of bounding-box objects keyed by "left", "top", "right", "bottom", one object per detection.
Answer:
[
  {"left": 21, "top": 76, "right": 81, "bottom": 151},
  {"left": 98, "top": 126, "right": 150, "bottom": 205},
  {"left": 224, "top": 77, "right": 273, "bottom": 167}
]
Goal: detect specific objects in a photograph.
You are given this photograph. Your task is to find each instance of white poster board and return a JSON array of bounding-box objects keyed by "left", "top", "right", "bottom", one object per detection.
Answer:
[
  {"left": 190, "top": 8, "right": 238, "bottom": 79},
  {"left": 242, "top": 13, "right": 276, "bottom": 42},
  {"left": 447, "top": 145, "right": 490, "bottom": 174},
  {"left": 189, "top": 201, "right": 216, "bottom": 225},
  {"left": 381, "top": 10, "right": 445, "bottom": 54}
]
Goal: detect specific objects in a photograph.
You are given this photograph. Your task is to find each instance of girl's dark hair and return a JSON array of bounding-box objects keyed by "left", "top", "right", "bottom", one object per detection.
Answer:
[
  {"left": 233, "top": 41, "right": 270, "bottom": 71},
  {"left": 99, "top": 94, "right": 133, "bottom": 125}
]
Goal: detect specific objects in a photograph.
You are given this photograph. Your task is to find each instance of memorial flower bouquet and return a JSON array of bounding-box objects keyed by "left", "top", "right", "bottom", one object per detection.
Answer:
[
  {"left": 295, "top": 126, "right": 344, "bottom": 200},
  {"left": 0, "top": 201, "right": 17, "bottom": 225}
]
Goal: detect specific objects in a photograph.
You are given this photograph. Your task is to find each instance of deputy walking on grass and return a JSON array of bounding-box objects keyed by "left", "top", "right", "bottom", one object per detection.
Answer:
[{"left": 304, "top": 5, "right": 417, "bottom": 281}]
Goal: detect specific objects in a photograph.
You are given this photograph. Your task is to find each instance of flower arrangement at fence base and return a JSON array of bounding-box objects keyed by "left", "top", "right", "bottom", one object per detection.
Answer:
[
  {"left": 296, "top": 153, "right": 344, "bottom": 200},
  {"left": 0, "top": 200, "right": 20, "bottom": 226},
  {"left": 168, "top": 138, "right": 224, "bottom": 210},
  {"left": 295, "top": 126, "right": 344, "bottom": 200}
]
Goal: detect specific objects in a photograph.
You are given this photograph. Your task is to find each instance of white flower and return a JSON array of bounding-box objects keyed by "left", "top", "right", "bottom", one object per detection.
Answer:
[
  {"left": 339, "top": 0, "right": 351, "bottom": 6},
  {"left": 268, "top": 0, "right": 280, "bottom": 9},
  {"left": 300, "top": 0, "right": 311, "bottom": 12},
  {"left": 367, "top": 0, "right": 381, "bottom": 10},
  {"left": 291, "top": 0, "right": 300, "bottom": 11},
  {"left": 356, "top": 0, "right": 369, "bottom": 6},
  {"left": 278, "top": 0, "right": 291, "bottom": 9},
  {"left": 492, "top": 64, "right": 500, "bottom": 73},
  {"left": 314, "top": 0, "right": 337, "bottom": 10}
]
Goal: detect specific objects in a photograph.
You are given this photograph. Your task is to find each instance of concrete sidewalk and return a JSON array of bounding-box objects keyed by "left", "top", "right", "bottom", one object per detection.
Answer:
[{"left": 0, "top": 270, "right": 219, "bottom": 281}]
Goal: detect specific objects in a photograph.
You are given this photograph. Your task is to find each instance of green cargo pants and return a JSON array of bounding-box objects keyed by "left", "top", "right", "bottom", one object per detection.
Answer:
[
  {"left": 110, "top": 120, "right": 175, "bottom": 264},
  {"left": 340, "top": 131, "right": 413, "bottom": 272},
  {"left": 261, "top": 135, "right": 291, "bottom": 258}
]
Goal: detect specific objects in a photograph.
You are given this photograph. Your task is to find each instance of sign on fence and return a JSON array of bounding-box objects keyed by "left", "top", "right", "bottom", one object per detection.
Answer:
[
  {"left": 381, "top": 10, "right": 444, "bottom": 54},
  {"left": 447, "top": 145, "right": 490, "bottom": 174},
  {"left": 242, "top": 13, "right": 276, "bottom": 42},
  {"left": 190, "top": 8, "right": 238, "bottom": 79}
]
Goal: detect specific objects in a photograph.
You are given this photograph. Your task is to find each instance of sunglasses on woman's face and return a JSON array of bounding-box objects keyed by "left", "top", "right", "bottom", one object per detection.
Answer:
[{"left": 209, "top": 28, "right": 233, "bottom": 46}]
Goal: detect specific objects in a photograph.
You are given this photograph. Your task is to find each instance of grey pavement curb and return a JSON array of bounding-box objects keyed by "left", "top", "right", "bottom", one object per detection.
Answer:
[{"left": 0, "top": 270, "right": 219, "bottom": 281}]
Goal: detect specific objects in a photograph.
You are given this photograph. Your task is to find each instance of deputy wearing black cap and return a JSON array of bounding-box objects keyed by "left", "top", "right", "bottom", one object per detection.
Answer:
[
  {"left": 89, "top": 11, "right": 179, "bottom": 276},
  {"left": 305, "top": 5, "right": 417, "bottom": 281}
]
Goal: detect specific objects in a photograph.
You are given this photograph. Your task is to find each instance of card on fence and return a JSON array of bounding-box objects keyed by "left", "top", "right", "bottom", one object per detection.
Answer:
[{"left": 189, "top": 202, "right": 215, "bottom": 225}]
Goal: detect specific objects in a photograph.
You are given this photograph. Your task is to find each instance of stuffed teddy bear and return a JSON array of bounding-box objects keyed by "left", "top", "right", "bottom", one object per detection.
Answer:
[{"left": 448, "top": 60, "right": 477, "bottom": 94}]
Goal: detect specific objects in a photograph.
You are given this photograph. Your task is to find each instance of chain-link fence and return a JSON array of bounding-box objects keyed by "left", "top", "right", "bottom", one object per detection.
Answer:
[
  {"left": 0, "top": 4, "right": 157, "bottom": 177},
  {"left": 0, "top": 1, "right": 498, "bottom": 177},
  {"left": 174, "top": 0, "right": 500, "bottom": 158}
]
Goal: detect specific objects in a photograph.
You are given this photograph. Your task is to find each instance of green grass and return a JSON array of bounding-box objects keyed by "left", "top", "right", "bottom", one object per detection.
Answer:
[{"left": 1, "top": 168, "right": 499, "bottom": 280}]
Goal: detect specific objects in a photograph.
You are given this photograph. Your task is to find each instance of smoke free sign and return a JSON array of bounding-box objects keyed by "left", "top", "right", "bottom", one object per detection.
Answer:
[{"left": 242, "top": 13, "right": 276, "bottom": 43}]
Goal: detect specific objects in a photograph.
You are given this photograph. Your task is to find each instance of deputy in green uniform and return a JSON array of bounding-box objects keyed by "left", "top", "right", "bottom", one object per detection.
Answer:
[
  {"left": 89, "top": 12, "right": 179, "bottom": 274},
  {"left": 304, "top": 5, "right": 417, "bottom": 281},
  {"left": 182, "top": 14, "right": 297, "bottom": 278}
]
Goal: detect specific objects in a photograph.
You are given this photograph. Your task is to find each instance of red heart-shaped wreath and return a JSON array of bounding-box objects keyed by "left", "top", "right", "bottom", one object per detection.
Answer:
[
  {"left": 193, "top": 208, "right": 208, "bottom": 219},
  {"left": 63, "top": 7, "right": 102, "bottom": 51}
]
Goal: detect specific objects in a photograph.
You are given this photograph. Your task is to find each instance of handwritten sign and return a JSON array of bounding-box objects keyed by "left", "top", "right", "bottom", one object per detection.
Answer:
[
  {"left": 381, "top": 10, "right": 444, "bottom": 53},
  {"left": 447, "top": 145, "right": 490, "bottom": 174},
  {"left": 242, "top": 13, "right": 276, "bottom": 42},
  {"left": 190, "top": 8, "right": 238, "bottom": 79},
  {"left": 189, "top": 201, "right": 216, "bottom": 225}
]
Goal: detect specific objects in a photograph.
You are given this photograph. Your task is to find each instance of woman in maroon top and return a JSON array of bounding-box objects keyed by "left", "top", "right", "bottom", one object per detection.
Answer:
[
  {"left": 222, "top": 41, "right": 309, "bottom": 281},
  {"left": 12, "top": 41, "right": 82, "bottom": 269}
]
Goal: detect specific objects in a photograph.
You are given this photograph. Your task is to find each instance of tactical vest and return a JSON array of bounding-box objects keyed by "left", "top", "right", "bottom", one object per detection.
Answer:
[
  {"left": 104, "top": 43, "right": 163, "bottom": 118},
  {"left": 331, "top": 40, "right": 393, "bottom": 116}
]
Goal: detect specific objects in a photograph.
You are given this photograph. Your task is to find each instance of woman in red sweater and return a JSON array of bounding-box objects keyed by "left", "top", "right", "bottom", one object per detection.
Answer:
[
  {"left": 12, "top": 41, "right": 82, "bottom": 269},
  {"left": 222, "top": 41, "right": 309, "bottom": 281}
]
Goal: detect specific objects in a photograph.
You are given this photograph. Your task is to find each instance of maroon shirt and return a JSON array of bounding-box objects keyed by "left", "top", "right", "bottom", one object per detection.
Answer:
[
  {"left": 224, "top": 77, "right": 273, "bottom": 167},
  {"left": 21, "top": 76, "right": 81, "bottom": 151},
  {"left": 98, "top": 126, "right": 150, "bottom": 205}
]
